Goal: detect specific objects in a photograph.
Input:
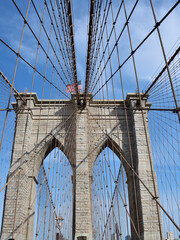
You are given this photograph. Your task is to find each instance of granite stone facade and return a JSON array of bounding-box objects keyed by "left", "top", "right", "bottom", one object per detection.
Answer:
[{"left": 1, "top": 93, "right": 163, "bottom": 240}]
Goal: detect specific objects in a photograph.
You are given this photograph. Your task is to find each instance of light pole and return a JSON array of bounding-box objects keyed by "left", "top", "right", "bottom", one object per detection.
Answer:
[{"left": 56, "top": 212, "right": 64, "bottom": 240}]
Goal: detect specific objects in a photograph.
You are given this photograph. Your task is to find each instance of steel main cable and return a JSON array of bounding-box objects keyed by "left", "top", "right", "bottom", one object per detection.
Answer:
[
  {"left": 90, "top": 1, "right": 180, "bottom": 100},
  {"left": 0, "top": 38, "right": 70, "bottom": 99},
  {"left": 88, "top": 0, "right": 139, "bottom": 94},
  {"left": 12, "top": 0, "right": 77, "bottom": 89},
  {"left": 12, "top": 109, "right": 77, "bottom": 238},
  {"left": 30, "top": 0, "right": 73, "bottom": 86}
]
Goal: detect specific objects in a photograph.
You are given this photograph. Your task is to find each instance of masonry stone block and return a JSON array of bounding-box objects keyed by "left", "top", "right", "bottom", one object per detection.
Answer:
[{"left": 0, "top": 93, "right": 163, "bottom": 240}]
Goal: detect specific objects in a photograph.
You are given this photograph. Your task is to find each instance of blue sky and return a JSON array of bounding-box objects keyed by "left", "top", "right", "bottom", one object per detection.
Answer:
[
  {"left": 0, "top": 0, "right": 179, "bottom": 99},
  {"left": 72, "top": 0, "right": 180, "bottom": 98}
]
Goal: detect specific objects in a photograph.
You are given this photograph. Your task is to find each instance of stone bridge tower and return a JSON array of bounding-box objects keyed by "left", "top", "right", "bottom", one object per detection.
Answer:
[{"left": 1, "top": 93, "right": 163, "bottom": 240}]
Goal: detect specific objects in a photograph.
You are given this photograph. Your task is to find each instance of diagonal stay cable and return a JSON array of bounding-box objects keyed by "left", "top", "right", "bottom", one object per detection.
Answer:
[
  {"left": 0, "top": 38, "right": 70, "bottom": 99},
  {"left": 91, "top": 1, "right": 180, "bottom": 98},
  {"left": 85, "top": 108, "right": 180, "bottom": 232}
]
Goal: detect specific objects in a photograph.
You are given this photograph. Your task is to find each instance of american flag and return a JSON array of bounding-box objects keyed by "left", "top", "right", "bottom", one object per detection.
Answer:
[{"left": 66, "top": 80, "right": 82, "bottom": 93}]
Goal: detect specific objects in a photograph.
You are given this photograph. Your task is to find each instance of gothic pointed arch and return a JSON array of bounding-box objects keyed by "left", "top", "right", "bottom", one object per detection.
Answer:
[
  {"left": 33, "top": 135, "right": 73, "bottom": 180},
  {"left": 33, "top": 143, "right": 73, "bottom": 240},
  {"left": 95, "top": 136, "right": 131, "bottom": 176}
]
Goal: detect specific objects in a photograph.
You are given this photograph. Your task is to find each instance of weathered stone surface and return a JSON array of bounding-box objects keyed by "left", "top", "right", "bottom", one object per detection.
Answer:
[{"left": 1, "top": 93, "right": 163, "bottom": 240}]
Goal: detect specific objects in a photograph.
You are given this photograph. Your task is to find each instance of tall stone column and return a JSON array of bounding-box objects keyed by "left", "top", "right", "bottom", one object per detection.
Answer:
[
  {"left": 0, "top": 92, "right": 163, "bottom": 240},
  {"left": 126, "top": 93, "right": 163, "bottom": 240},
  {"left": 1, "top": 95, "right": 37, "bottom": 240},
  {"left": 74, "top": 108, "right": 92, "bottom": 240}
]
